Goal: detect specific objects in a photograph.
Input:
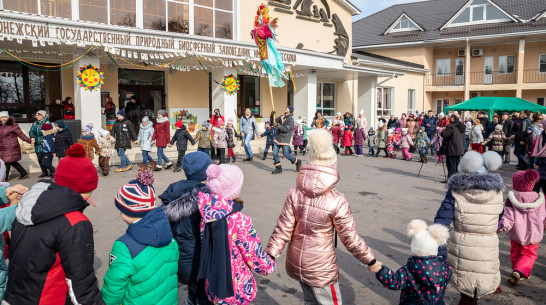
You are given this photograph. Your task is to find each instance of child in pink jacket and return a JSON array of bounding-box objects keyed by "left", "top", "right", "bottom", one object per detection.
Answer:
[
  {"left": 500, "top": 170, "right": 546, "bottom": 286},
  {"left": 198, "top": 164, "right": 275, "bottom": 304},
  {"left": 399, "top": 128, "right": 414, "bottom": 161}
]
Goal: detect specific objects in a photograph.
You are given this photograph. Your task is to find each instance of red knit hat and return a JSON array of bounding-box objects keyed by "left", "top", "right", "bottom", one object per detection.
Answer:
[
  {"left": 512, "top": 170, "right": 540, "bottom": 192},
  {"left": 55, "top": 144, "right": 98, "bottom": 193},
  {"left": 41, "top": 123, "right": 53, "bottom": 131},
  {"left": 175, "top": 120, "right": 184, "bottom": 128}
]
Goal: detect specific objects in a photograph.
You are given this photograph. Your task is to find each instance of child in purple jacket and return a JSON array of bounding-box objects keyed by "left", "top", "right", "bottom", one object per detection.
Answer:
[
  {"left": 353, "top": 122, "right": 366, "bottom": 157},
  {"left": 500, "top": 169, "right": 546, "bottom": 286}
]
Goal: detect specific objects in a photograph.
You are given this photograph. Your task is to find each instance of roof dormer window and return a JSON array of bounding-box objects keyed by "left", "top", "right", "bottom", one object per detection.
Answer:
[
  {"left": 384, "top": 13, "right": 423, "bottom": 34},
  {"left": 442, "top": 0, "right": 517, "bottom": 29}
]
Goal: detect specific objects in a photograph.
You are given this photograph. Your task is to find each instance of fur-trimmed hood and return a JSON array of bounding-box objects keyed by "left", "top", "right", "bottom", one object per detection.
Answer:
[
  {"left": 1, "top": 116, "right": 16, "bottom": 126},
  {"left": 163, "top": 183, "right": 210, "bottom": 222},
  {"left": 41, "top": 128, "right": 57, "bottom": 136},
  {"left": 508, "top": 191, "right": 544, "bottom": 212},
  {"left": 447, "top": 173, "right": 505, "bottom": 193}
]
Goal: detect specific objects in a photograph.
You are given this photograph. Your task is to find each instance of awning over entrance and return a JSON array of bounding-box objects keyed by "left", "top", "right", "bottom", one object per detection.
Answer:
[{"left": 444, "top": 96, "right": 546, "bottom": 118}]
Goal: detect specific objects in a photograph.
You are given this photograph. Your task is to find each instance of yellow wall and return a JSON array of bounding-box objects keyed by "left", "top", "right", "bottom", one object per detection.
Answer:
[
  {"left": 522, "top": 90, "right": 546, "bottom": 103},
  {"left": 167, "top": 70, "right": 210, "bottom": 109},
  {"left": 467, "top": 44, "right": 519, "bottom": 73},
  {"left": 523, "top": 41, "right": 546, "bottom": 71},
  {"left": 377, "top": 72, "right": 425, "bottom": 116},
  {"left": 260, "top": 78, "right": 288, "bottom": 117},
  {"left": 367, "top": 46, "right": 433, "bottom": 70},
  {"left": 335, "top": 80, "right": 354, "bottom": 114},
  {"left": 101, "top": 64, "right": 119, "bottom": 107},
  {"left": 240, "top": 0, "right": 354, "bottom": 61}
]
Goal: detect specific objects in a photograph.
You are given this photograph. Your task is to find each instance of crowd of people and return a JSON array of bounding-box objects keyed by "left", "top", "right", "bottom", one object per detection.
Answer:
[{"left": 0, "top": 124, "right": 545, "bottom": 305}]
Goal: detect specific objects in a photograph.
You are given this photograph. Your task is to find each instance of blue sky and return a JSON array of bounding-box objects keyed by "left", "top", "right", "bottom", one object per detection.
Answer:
[{"left": 352, "top": 0, "right": 425, "bottom": 21}]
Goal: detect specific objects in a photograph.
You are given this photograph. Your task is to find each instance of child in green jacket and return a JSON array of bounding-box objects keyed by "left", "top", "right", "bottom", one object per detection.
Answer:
[
  {"left": 195, "top": 121, "right": 214, "bottom": 156},
  {"left": 102, "top": 170, "right": 179, "bottom": 305}
]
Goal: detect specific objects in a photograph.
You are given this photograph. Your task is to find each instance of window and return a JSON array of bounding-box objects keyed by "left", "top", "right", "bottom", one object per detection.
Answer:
[
  {"left": 237, "top": 76, "right": 261, "bottom": 117},
  {"left": 3, "top": 0, "right": 38, "bottom": 14},
  {"left": 0, "top": 61, "right": 62, "bottom": 123},
  {"left": 41, "top": 0, "right": 72, "bottom": 18},
  {"left": 540, "top": 55, "right": 546, "bottom": 73},
  {"left": 110, "top": 0, "right": 136, "bottom": 27},
  {"left": 194, "top": 6, "right": 213, "bottom": 37},
  {"left": 436, "top": 59, "right": 451, "bottom": 76},
  {"left": 168, "top": 1, "right": 190, "bottom": 34},
  {"left": 193, "top": 0, "right": 233, "bottom": 39},
  {"left": 317, "top": 83, "right": 335, "bottom": 117},
  {"left": 390, "top": 15, "right": 421, "bottom": 33},
  {"left": 537, "top": 97, "right": 545, "bottom": 106},
  {"left": 407, "top": 89, "right": 415, "bottom": 114},
  {"left": 450, "top": 0, "right": 510, "bottom": 27},
  {"left": 435, "top": 99, "right": 450, "bottom": 114},
  {"left": 144, "top": 0, "right": 166, "bottom": 31},
  {"left": 455, "top": 59, "right": 464, "bottom": 76},
  {"left": 79, "top": 0, "right": 108, "bottom": 24},
  {"left": 498, "top": 55, "right": 515, "bottom": 74},
  {"left": 376, "top": 87, "right": 392, "bottom": 117},
  {"left": 455, "top": 98, "right": 463, "bottom": 104}
]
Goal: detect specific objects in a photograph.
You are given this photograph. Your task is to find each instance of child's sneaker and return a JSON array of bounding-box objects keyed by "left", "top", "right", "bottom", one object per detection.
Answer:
[
  {"left": 165, "top": 162, "right": 173, "bottom": 169},
  {"left": 507, "top": 271, "right": 521, "bottom": 286}
]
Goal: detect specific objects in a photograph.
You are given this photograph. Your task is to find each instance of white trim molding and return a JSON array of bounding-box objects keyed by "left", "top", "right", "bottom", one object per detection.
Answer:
[
  {"left": 440, "top": 0, "right": 519, "bottom": 31},
  {"left": 383, "top": 13, "right": 424, "bottom": 35}
]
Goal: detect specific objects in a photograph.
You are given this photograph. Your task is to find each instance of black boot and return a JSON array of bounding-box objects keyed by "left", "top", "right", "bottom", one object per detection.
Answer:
[
  {"left": 424, "top": 156, "right": 428, "bottom": 163},
  {"left": 262, "top": 153, "right": 267, "bottom": 160},
  {"left": 295, "top": 159, "right": 302, "bottom": 172},
  {"left": 271, "top": 165, "right": 283, "bottom": 174},
  {"left": 302, "top": 149, "right": 306, "bottom": 156},
  {"left": 294, "top": 150, "right": 298, "bottom": 156},
  {"left": 419, "top": 157, "right": 424, "bottom": 163}
]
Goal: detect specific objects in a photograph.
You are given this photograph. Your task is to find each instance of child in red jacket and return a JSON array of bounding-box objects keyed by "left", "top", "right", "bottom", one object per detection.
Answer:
[
  {"left": 152, "top": 110, "right": 173, "bottom": 171},
  {"left": 343, "top": 127, "right": 353, "bottom": 155},
  {"left": 331, "top": 122, "right": 342, "bottom": 154}
]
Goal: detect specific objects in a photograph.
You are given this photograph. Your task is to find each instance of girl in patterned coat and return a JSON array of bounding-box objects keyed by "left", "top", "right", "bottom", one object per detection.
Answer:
[
  {"left": 431, "top": 127, "right": 444, "bottom": 163},
  {"left": 197, "top": 164, "right": 275, "bottom": 305},
  {"left": 212, "top": 119, "right": 228, "bottom": 165},
  {"left": 387, "top": 129, "right": 397, "bottom": 159},
  {"left": 292, "top": 120, "right": 305, "bottom": 156},
  {"left": 374, "top": 219, "right": 452, "bottom": 305}
]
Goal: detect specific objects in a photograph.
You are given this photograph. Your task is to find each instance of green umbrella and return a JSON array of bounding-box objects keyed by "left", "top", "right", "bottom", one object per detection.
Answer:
[{"left": 444, "top": 96, "right": 546, "bottom": 119}]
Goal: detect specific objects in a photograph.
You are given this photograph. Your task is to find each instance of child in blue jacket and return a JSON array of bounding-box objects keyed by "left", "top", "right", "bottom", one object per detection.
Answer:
[
  {"left": 373, "top": 219, "right": 452, "bottom": 305},
  {"left": 40, "top": 124, "right": 56, "bottom": 177},
  {"left": 260, "top": 122, "right": 277, "bottom": 160}
]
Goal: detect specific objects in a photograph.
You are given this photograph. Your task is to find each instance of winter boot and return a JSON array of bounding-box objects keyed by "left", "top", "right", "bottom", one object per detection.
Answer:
[
  {"left": 165, "top": 162, "right": 173, "bottom": 170},
  {"left": 424, "top": 156, "right": 428, "bottom": 163},
  {"left": 294, "top": 150, "right": 298, "bottom": 156},
  {"left": 262, "top": 153, "right": 267, "bottom": 160},
  {"left": 507, "top": 271, "right": 521, "bottom": 286},
  {"left": 149, "top": 161, "right": 157, "bottom": 170},
  {"left": 295, "top": 159, "right": 302, "bottom": 172},
  {"left": 302, "top": 149, "right": 306, "bottom": 156},
  {"left": 232, "top": 156, "right": 236, "bottom": 163},
  {"left": 139, "top": 163, "right": 148, "bottom": 171},
  {"left": 271, "top": 165, "right": 283, "bottom": 174},
  {"left": 419, "top": 157, "right": 424, "bottom": 163},
  {"left": 153, "top": 165, "right": 163, "bottom": 172},
  {"left": 173, "top": 167, "right": 181, "bottom": 173}
]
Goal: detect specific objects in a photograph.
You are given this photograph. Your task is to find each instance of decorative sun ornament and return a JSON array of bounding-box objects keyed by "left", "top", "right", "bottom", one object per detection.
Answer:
[
  {"left": 222, "top": 74, "right": 240, "bottom": 95},
  {"left": 77, "top": 65, "right": 104, "bottom": 91}
]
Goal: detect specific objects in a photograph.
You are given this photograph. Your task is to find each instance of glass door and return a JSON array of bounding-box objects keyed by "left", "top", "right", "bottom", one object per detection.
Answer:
[
  {"left": 455, "top": 58, "right": 464, "bottom": 85},
  {"left": 484, "top": 56, "right": 493, "bottom": 84}
]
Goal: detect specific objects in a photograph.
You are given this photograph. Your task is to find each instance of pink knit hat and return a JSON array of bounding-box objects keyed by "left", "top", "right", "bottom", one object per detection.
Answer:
[
  {"left": 512, "top": 170, "right": 539, "bottom": 192},
  {"left": 206, "top": 164, "right": 244, "bottom": 200}
]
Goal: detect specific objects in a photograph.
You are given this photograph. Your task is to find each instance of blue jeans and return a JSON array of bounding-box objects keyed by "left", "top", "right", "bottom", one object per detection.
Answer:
[
  {"left": 273, "top": 144, "right": 296, "bottom": 165},
  {"left": 197, "top": 147, "right": 210, "bottom": 155},
  {"left": 157, "top": 147, "right": 170, "bottom": 166},
  {"left": 419, "top": 148, "right": 426, "bottom": 158},
  {"left": 514, "top": 143, "right": 527, "bottom": 167},
  {"left": 118, "top": 148, "right": 131, "bottom": 168},
  {"left": 464, "top": 135, "right": 470, "bottom": 152},
  {"left": 243, "top": 133, "right": 253, "bottom": 158},
  {"left": 141, "top": 150, "right": 154, "bottom": 164}
]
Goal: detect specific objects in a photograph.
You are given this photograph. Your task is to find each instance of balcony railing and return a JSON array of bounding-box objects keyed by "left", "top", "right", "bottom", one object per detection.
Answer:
[
  {"left": 427, "top": 74, "right": 465, "bottom": 86},
  {"left": 523, "top": 70, "right": 546, "bottom": 83},
  {"left": 470, "top": 71, "right": 517, "bottom": 85}
]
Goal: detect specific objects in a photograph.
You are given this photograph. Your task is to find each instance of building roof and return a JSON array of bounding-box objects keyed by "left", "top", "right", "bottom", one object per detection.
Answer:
[
  {"left": 352, "top": 0, "right": 546, "bottom": 48},
  {"left": 352, "top": 52, "right": 425, "bottom": 69}
]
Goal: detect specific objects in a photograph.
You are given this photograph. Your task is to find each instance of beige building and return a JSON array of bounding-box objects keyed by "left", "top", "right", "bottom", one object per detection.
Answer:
[
  {"left": 353, "top": 0, "right": 546, "bottom": 119},
  {"left": 0, "top": 0, "right": 410, "bottom": 134}
]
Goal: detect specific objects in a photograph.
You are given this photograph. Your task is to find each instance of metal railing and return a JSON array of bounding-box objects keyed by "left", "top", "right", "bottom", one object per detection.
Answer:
[
  {"left": 523, "top": 70, "right": 546, "bottom": 83},
  {"left": 469, "top": 71, "right": 517, "bottom": 85},
  {"left": 426, "top": 74, "right": 465, "bottom": 86}
]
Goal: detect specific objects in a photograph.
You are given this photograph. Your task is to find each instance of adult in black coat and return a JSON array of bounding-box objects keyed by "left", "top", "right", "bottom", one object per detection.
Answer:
[
  {"left": 500, "top": 112, "right": 515, "bottom": 163},
  {"left": 477, "top": 111, "right": 490, "bottom": 134},
  {"left": 271, "top": 106, "right": 302, "bottom": 174},
  {"left": 387, "top": 115, "right": 398, "bottom": 130},
  {"left": 53, "top": 120, "right": 74, "bottom": 159},
  {"left": 160, "top": 152, "right": 213, "bottom": 305},
  {"left": 124, "top": 98, "right": 143, "bottom": 134},
  {"left": 111, "top": 111, "right": 138, "bottom": 171},
  {"left": 170, "top": 124, "right": 196, "bottom": 171},
  {"left": 440, "top": 113, "right": 466, "bottom": 180}
]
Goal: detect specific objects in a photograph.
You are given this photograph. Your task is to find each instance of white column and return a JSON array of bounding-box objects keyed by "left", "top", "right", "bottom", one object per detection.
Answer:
[
  {"left": 73, "top": 55, "right": 102, "bottom": 131},
  {"left": 211, "top": 67, "right": 238, "bottom": 123},
  {"left": 358, "top": 75, "right": 377, "bottom": 129},
  {"left": 293, "top": 70, "right": 317, "bottom": 124}
]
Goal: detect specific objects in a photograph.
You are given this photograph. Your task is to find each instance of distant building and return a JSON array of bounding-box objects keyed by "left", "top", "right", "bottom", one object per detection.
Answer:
[{"left": 353, "top": 0, "right": 546, "bottom": 118}]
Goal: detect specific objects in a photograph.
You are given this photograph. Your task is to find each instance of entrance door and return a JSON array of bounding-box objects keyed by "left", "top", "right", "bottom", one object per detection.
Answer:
[
  {"left": 118, "top": 85, "right": 165, "bottom": 115},
  {"left": 484, "top": 57, "right": 493, "bottom": 84}
]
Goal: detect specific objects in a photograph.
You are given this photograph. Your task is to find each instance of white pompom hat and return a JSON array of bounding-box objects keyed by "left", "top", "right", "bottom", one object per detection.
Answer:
[
  {"left": 407, "top": 219, "right": 449, "bottom": 257},
  {"left": 307, "top": 129, "right": 337, "bottom": 167}
]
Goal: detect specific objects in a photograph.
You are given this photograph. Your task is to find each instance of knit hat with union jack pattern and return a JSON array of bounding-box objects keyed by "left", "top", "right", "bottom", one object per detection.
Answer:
[{"left": 115, "top": 170, "right": 156, "bottom": 218}]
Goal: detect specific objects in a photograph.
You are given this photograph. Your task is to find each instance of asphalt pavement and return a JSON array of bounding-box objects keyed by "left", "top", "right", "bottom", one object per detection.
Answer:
[{"left": 13, "top": 150, "right": 546, "bottom": 305}]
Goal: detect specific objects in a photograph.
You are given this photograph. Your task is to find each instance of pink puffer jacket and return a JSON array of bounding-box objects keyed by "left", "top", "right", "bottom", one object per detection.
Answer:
[
  {"left": 501, "top": 191, "right": 546, "bottom": 245},
  {"left": 266, "top": 164, "right": 375, "bottom": 287}
]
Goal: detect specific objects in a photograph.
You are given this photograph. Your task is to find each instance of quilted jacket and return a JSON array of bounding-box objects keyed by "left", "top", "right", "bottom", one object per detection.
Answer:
[
  {"left": 266, "top": 164, "right": 375, "bottom": 288},
  {"left": 101, "top": 207, "right": 178, "bottom": 305},
  {"left": 28, "top": 116, "right": 50, "bottom": 153},
  {"left": 0, "top": 116, "right": 32, "bottom": 163}
]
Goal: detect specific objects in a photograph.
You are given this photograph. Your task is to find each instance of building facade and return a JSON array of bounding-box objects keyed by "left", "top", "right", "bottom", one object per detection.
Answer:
[
  {"left": 0, "top": 0, "right": 408, "bottom": 133},
  {"left": 353, "top": 0, "right": 546, "bottom": 118}
]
